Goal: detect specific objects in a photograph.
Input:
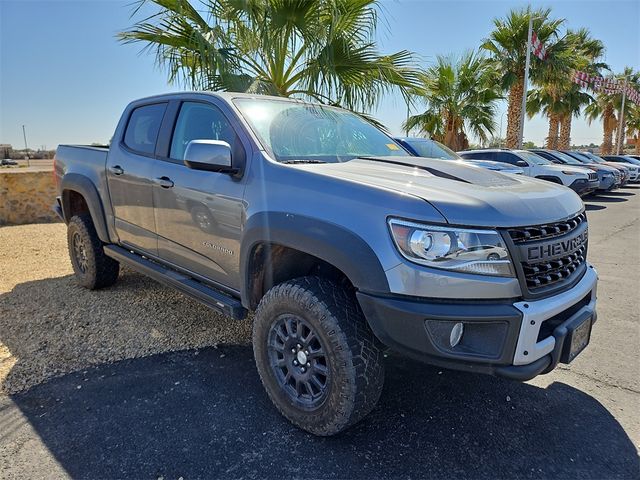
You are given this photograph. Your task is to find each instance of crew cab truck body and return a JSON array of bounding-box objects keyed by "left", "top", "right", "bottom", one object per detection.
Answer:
[
  {"left": 54, "top": 92, "right": 598, "bottom": 436},
  {"left": 458, "top": 148, "right": 599, "bottom": 196}
]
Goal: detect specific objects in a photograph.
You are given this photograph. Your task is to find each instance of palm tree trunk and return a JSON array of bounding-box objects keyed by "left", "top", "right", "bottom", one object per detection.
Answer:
[
  {"left": 635, "top": 135, "right": 640, "bottom": 155},
  {"left": 505, "top": 73, "right": 525, "bottom": 149},
  {"left": 546, "top": 114, "right": 560, "bottom": 149},
  {"left": 558, "top": 115, "right": 572, "bottom": 150},
  {"left": 602, "top": 104, "right": 615, "bottom": 155}
]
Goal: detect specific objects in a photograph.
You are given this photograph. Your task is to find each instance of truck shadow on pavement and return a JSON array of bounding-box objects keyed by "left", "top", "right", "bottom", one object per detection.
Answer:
[{"left": 2, "top": 346, "right": 638, "bottom": 479}]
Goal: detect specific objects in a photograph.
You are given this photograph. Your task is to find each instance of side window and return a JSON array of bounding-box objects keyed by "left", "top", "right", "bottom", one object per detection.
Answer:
[
  {"left": 123, "top": 103, "right": 167, "bottom": 155},
  {"left": 170, "top": 102, "right": 238, "bottom": 160},
  {"left": 464, "top": 152, "right": 496, "bottom": 161},
  {"left": 495, "top": 152, "right": 519, "bottom": 165}
]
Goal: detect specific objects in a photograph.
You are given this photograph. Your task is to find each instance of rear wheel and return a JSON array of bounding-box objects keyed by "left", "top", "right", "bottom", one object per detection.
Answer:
[
  {"left": 67, "top": 214, "right": 119, "bottom": 289},
  {"left": 253, "top": 276, "right": 385, "bottom": 436}
]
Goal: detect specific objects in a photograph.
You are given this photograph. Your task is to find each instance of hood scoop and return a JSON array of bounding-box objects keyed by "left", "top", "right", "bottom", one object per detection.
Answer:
[{"left": 356, "top": 156, "right": 520, "bottom": 187}]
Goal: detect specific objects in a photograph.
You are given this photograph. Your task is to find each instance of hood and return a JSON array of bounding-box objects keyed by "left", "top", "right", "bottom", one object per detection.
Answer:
[
  {"left": 546, "top": 164, "right": 590, "bottom": 175},
  {"left": 603, "top": 162, "right": 629, "bottom": 171},
  {"left": 291, "top": 156, "right": 583, "bottom": 227}
]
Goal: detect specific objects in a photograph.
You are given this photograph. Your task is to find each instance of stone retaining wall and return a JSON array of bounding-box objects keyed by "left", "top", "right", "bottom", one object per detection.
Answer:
[{"left": 0, "top": 168, "right": 59, "bottom": 225}]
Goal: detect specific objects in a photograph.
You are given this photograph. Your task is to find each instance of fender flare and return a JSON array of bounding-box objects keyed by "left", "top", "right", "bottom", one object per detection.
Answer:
[
  {"left": 240, "top": 212, "right": 389, "bottom": 306},
  {"left": 60, "top": 173, "right": 110, "bottom": 243}
]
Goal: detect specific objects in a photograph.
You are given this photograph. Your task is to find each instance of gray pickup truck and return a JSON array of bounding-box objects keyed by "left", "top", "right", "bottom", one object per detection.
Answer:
[{"left": 54, "top": 92, "right": 598, "bottom": 436}]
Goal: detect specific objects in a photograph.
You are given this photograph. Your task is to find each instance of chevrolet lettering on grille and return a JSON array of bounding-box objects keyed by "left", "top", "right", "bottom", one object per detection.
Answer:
[{"left": 525, "top": 229, "right": 588, "bottom": 262}]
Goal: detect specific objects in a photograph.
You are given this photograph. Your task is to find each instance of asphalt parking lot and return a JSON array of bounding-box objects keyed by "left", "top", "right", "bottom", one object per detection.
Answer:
[{"left": 1, "top": 186, "right": 639, "bottom": 479}]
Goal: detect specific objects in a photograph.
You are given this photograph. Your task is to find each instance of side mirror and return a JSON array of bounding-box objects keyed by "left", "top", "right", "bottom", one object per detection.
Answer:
[
  {"left": 515, "top": 160, "right": 528, "bottom": 167},
  {"left": 184, "top": 140, "right": 237, "bottom": 174}
]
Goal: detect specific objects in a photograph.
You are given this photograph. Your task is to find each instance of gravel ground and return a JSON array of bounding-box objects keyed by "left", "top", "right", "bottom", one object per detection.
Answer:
[{"left": 0, "top": 223, "right": 252, "bottom": 395}]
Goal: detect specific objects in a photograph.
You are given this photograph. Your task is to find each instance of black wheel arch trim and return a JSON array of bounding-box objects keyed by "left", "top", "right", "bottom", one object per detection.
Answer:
[
  {"left": 240, "top": 212, "right": 389, "bottom": 308},
  {"left": 60, "top": 173, "right": 110, "bottom": 243}
]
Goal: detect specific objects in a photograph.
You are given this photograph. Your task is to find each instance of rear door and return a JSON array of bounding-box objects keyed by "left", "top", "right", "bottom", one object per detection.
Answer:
[
  {"left": 151, "top": 99, "right": 248, "bottom": 290},
  {"left": 107, "top": 102, "right": 168, "bottom": 254}
]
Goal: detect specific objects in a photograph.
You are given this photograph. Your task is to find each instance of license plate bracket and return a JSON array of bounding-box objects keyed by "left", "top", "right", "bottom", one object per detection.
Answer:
[{"left": 560, "top": 314, "right": 592, "bottom": 364}]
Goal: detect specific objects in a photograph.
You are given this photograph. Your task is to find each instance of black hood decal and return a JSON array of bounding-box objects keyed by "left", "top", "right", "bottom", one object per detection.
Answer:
[{"left": 357, "top": 156, "right": 520, "bottom": 187}]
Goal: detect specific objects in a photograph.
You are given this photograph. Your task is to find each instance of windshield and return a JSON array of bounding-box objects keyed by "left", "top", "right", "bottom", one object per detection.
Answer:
[
  {"left": 621, "top": 156, "right": 640, "bottom": 166},
  {"left": 233, "top": 98, "right": 408, "bottom": 163},
  {"left": 552, "top": 150, "right": 586, "bottom": 165},
  {"left": 518, "top": 151, "right": 552, "bottom": 165},
  {"left": 581, "top": 151, "right": 605, "bottom": 163},
  {"left": 402, "top": 138, "right": 459, "bottom": 160}
]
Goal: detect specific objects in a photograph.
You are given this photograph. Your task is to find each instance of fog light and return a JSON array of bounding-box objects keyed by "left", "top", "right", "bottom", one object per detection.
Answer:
[{"left": 450, "top": 322, "right": 464, "bottom": 347}]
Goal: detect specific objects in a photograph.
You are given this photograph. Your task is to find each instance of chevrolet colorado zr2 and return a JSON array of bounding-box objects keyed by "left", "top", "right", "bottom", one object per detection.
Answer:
[{"left": 54, "top": 93, "right": 598, "bottom": 436}]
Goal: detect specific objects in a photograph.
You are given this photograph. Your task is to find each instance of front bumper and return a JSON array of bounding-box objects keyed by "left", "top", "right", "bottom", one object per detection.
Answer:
[
  {"left": 357, "top": 264, "right": 598, "bottom": 381},
  {"left": 596, "top": 175, "right": 616, "bottom": 191},
  {"left": 569, "top": 178, "right": 599, "bottom": 196}
]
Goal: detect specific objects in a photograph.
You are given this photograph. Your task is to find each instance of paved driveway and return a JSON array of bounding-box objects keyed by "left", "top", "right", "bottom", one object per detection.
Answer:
[{"left": 1, "top": 186, "right": 639, "bottom": 479}]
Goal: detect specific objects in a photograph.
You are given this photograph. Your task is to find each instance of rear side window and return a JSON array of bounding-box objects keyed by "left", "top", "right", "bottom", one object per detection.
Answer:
[
  {"left": 123, "top": 103, "right": 167, "bottom": 155},
  {"left": 494, "top": 152, "right": 519, "bottom": 165},
  {"left": 462, "top": 151, "right": 496, "bottom": 161}
]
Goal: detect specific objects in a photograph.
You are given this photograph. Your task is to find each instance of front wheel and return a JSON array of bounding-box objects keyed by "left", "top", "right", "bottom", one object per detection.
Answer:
[{"left": 253, "top": 276, "right": 385, "bottom": 436}]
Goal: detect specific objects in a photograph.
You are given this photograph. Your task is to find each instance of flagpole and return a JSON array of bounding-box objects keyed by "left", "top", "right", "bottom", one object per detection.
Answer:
[
  {"left": 518, "top": 16, "right": 533, "bottom": 149},
  {"left": 615, "top": 76, "right": 628, "bottom": 155}
]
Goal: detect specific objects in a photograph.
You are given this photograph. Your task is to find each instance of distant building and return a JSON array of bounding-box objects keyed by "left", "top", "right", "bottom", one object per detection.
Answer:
[{"left": 0, "top": 144, "right": 12, "bottom": 159}]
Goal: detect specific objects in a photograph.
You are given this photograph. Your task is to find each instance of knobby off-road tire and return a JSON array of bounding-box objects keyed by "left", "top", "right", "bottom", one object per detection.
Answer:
[
  {"left": 253, "top": 276, "right": 385, "bottom": 436},
  {"left": 67, "top": 214, "right": 119, "bottom": 290}
]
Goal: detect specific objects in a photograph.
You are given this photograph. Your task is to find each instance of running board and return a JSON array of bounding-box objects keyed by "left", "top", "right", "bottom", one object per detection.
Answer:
[{"left": 104, "top": 245, "right": 247, "bottom": 320}]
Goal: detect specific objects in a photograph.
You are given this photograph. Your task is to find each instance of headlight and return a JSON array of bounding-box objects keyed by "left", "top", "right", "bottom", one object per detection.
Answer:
[
  {"left": 388, "top": 218, "right": 515, "bottom": 277},
  {"left": 562, "top": 170, "right": 582, "bottom": 175}
]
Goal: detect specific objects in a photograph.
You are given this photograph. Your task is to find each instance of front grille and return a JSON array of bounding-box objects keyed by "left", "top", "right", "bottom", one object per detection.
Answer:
[
  {"left": 508, "top": 212, "right": 586, "bottom": 244},
  {"left": 588, "top": 172, "right": 597, "bottom": 181},
  {"left": 507, "top": 213, "right": 588, "bottom": 294},
  {"left": 522, "top": 245, "right": 586, "bottom": 289}
]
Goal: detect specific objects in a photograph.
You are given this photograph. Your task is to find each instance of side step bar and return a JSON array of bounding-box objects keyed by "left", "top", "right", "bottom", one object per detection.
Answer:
[{"left": 104, "top": 245, "right": 247, "bottom": 320}]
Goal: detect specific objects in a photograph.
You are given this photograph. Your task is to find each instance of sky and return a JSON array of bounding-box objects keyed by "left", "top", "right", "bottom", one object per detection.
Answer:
[{"left": 1, "top": 0, "right": 639, "bottom": 150}]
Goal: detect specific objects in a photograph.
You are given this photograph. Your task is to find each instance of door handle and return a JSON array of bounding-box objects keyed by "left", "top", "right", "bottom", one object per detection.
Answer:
[
  {"left": 109, "top": 165, "right": 124, "bottom": 176},
  {"left": 155, "top": 176, "right": 174, "bottom": 189}
]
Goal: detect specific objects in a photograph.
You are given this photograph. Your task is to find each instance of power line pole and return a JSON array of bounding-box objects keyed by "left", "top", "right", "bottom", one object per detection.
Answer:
[
  {"left": 22, "top": 125, "right": 30, "bottom": 167},
  {"left": 615, "top": 77, "right": 628, "bottom": 155},
  {"left": 517, "top": 16, "right": 534, "bottom": 150}
]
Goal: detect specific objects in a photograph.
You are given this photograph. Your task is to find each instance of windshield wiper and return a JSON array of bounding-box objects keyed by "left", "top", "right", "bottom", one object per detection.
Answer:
[{"left": 280, "top": 159, "right": 327, "bottom": 164}]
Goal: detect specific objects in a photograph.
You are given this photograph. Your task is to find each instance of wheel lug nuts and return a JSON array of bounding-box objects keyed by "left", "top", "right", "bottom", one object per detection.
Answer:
[
  {"left": 306, "top": 363, "right": 310, "bottom": 367},
  {"left": 293, "top": 360, "right": 298, "bottom": 366},
  {"left": 296, "top": 344, "right": 301, "bottom": 349},
  {"left": 291, "top": 348, "right": 296, "bottom": 353},
  {"left": 304, "top": 350, "right": 309, "bottom": 355},
  {"left": 300, "top": 367, "right": 306, "bottom": 373}
]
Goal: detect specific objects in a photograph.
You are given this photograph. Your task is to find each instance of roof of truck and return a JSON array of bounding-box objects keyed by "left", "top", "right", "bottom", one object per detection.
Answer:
[{"left": 130, "top": 91, "right": 310, "bottom": 105}]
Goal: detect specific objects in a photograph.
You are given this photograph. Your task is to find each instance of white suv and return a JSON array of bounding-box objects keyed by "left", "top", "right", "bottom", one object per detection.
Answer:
[{"left": 459, "top": 149, "right": 599, "bottom": 197}]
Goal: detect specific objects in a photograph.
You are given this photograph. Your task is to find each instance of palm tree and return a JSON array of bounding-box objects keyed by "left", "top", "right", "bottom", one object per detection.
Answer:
[
  {"left": 626, "top": 104, "right": 640, "bottom": 155},
  {"left": 585, "top": 68, "right": 639, "bottom": 154},
  {"left": 403, "top": 51, "right": 501, "bottom": 151},
  {"left": 118, "top": 0, "right": 421, "bottom": 113},
  {"left": 526, "top": 28, "right": 604, "bottom": 149},
  {"left": 482, "top": 7, "right": 564, "bottom": 148},
  {"left": 585, "top": 91, "right": 618, "bottom": 154}
]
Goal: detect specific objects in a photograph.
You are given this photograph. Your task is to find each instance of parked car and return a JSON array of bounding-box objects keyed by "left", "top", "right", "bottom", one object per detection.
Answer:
[
  {"left": 601, "top": 155, "right": 640, "bottom": 182},
  {"left": 458, "top": 148, "right": 599, "bottom": 196},
  {"left": 1, "top": 158, "right": 18, "bottom": 166},
  {"left": 561, "top": 150, "right": 623, "bottom": 189},
  {"left": 54, "top": 92, "right": 598, "bottom": 436},
  {"left": 394, "top": 137, "right": 524, "bottom": 174},
  {"left": 529, "top": 149, "right": 618, "bottom": 192},
  {"left": 577, "top": 151, "right": 631, "bottom": 185}
]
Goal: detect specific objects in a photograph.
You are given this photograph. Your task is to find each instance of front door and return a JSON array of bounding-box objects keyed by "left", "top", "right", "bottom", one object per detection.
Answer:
[
  {"left": 106, "top": 102, "right": 168, "bottom": 255},
  {"left": 152, "top": 101, "right": 246, "bottom": 290}
]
